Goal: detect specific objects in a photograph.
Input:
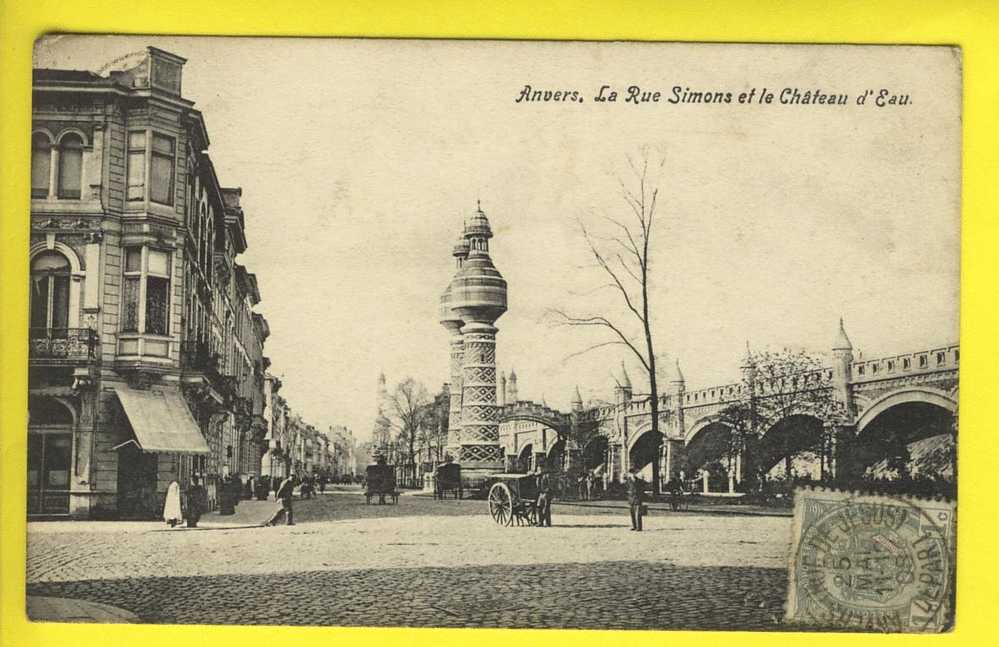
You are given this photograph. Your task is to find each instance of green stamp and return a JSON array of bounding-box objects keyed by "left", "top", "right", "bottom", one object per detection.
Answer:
[{"left": 786, "top": 487, "right": 955, "bottom": 632}]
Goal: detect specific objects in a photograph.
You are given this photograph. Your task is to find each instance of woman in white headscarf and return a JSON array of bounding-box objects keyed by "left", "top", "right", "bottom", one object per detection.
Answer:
[{"left": 163, "top": 480, "right": 183, "bottom": 527}]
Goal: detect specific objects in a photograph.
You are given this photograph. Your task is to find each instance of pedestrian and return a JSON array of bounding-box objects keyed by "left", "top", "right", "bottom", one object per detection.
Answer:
[
  {"left": 266, "top": 472, "right": 296, "bottom": 526},
  {"left": 185, "top": 475, "right": 207, "bottom": 528},
  {"left": 219, "top": 474, "right": 235, "bottom": 515},
  {"left": 585, "top": 472, "right": 595, "bottom": 501},
  {"left": 319, "top": 473, "right": 327, "bottom": 494},
  {"left": 535, "top": 467, "right": 553, "bottom": 527},
  {"left": 626, "top": 469, "right": 646, "bottom": 531},
  {"left": 163, "top": 480, "right": 182, "bottom": 527},
  {"left": 667, "top": 472, "right": 684, "bottom": 512}
]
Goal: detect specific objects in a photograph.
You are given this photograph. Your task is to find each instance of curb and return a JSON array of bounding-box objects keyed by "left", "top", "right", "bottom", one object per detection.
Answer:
[{"left": 27, "top": 596, "right": 140, "bottom": 623}]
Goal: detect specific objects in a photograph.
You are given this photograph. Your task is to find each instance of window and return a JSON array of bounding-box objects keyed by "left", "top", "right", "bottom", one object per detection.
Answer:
[
  {"left": 57, "top": 133, "right": 83, "bottom": 199},
  {"left": 30, "top": 252, "right": 71, "bottom": 335},
  {"left": 126, "top": 132, "right": 146, "bottom": 201},
  {"left": 31, "top": 133, "right": 52, "bottom": 198},
  {"left": 122, "top": 248, "right": 141, "bottom": 331},
  {"left": 150, "top": 134, "right": 175, "bottom": 205},
  {"left": 121, "top": 246, "right": 172, "bottom": 335}
]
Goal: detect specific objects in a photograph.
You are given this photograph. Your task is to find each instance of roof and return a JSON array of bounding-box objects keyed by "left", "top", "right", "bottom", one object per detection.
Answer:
[
  {"left": 112, "top": 385, "right": 209, "bottom": 454},
  {"left": 833, "top": 318, "right": 853, "bottom": 351},
  {"left": 33, "top": 69, "right": 106, "bottom": 84}
]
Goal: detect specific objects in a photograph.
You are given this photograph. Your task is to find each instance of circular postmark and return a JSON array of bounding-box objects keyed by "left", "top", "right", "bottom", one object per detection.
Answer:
[{"left": 793, "top": 493, "right": 953, "bottom": 632}]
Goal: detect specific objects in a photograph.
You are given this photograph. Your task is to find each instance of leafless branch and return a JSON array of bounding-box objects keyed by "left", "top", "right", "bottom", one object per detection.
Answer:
[{"left": 548, "top": 308, "right": 650, "bottom": 373}]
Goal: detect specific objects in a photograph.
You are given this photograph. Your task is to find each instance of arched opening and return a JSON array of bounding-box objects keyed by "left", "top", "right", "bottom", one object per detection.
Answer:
[
  {"left": 856, "top": 401, "right": 955, "bottom": 483},
  {"left": 516, "top": 443, "right": 533, "bottom": 473},
  {"left": 31, "top": 132, "right": 52, "bottom": 198},
  {"left": 27, "top": 396, "right": 75, "bottom": 516},
  {"left": 757, "top": 414, "right": 825, "bottom": 482},
  {"left": 582, "top": 435, "right": 608, "bottom": 473},
  {"left": 683, "top": 422, "right": 731, "bottom": 491},
  {"left": 629, "top": 429, "right": 663, "bottom": 482},
  {"left": 57, "top": 132, "right": 84, "bottom": 199},
  {"left": 546, "top": 437, "right": 566, "bottom": 471},
  {"left": 30, "top": 251, "right": 71, "bottom": 336}
]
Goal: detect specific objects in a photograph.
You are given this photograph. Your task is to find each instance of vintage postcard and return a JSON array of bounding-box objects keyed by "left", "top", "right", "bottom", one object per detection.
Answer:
[{"left": 24, "top": 36, "right": 959, "bottom": 631}]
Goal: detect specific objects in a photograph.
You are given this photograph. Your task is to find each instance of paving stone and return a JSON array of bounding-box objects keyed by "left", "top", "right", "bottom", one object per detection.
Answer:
[{"left": 27, "top": 489, "right": 797, "bottom": 630}]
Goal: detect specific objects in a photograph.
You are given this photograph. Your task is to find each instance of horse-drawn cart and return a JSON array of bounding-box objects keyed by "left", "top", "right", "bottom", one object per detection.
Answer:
[
  {"left": 433, "top": 462, "right": 463, "bottom": 500},
  {"left": 364, "top": 463, "right": 399, "bottom": 504},
  {"left": 486, "top": 473, "right": 541, "bottom": 526}
]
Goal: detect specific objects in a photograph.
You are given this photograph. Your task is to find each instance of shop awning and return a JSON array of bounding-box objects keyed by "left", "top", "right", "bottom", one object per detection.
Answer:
[{"left": 112, "top": 385, "right": 210, "bottom": 454}]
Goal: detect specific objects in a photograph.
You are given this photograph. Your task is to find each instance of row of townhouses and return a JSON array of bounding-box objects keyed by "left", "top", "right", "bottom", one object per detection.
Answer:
[
  {"left": 28, "top": 47, "right": 352, "bottom": 519},
  {"left": 259, "top": 375, "right": 357, "bottom": 483}
]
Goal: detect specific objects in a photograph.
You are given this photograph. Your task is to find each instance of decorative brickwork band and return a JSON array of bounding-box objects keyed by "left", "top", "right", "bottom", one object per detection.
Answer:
[
  {"left": 460, "top": 323, "right": 502, "bottom": 465},
  {"left": 459, "top": 444, "right": 505, "bottom": 464},
  {"left": 447, "top": 334, "right": 464, "bottom": 455}
]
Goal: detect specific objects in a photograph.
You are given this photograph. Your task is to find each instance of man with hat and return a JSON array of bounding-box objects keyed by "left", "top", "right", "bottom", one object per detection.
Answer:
[{"left": 626, "top": 469, "right": 647, "bottom": 531}]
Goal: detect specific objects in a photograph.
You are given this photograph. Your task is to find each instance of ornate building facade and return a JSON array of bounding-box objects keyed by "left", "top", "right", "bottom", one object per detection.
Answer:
[{"left": 28, "top": 48, "right": 271, "bottom": 518}]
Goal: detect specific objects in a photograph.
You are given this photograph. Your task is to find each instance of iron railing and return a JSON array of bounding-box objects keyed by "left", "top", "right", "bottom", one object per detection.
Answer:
[{"left": 29, "top": 328, "right": 98, "bottom": 360}]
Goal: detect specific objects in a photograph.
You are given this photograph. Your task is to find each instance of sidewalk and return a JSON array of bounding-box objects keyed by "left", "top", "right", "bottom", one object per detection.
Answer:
[
  {"left": 554, "top": 498, "right": 793, "bottom": 517},
  {"left": 26, "top": 596, "right": 139, "bottom": 623}
]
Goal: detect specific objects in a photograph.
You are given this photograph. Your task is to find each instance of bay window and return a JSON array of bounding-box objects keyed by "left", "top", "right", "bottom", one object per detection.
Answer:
[
  {"left": 150, "top": 134, "right": 175, "bottom": 205},
  {"left": 126, "top": 132, "right": 146, "bottom": 202},
  {"left": 126, "top": 130, "right": 176, "bottom": 205},
  {"left": 122, "top": 246, "right": 172, "bottom": 335}
]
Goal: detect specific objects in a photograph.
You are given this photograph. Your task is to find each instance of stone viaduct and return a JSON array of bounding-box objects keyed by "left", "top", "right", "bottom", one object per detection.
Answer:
[{"left": 497, "top": 321, "right": 958, "bottom": 493}]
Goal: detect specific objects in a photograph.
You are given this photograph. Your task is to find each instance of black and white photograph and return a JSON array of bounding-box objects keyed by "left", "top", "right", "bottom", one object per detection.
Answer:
[{"left": 25, "top": 36, "right": 959, "bottom": 631}]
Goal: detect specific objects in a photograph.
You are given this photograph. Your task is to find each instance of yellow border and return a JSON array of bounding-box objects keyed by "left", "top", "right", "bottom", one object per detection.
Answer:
[{"left": 2, "top": 1, "right": 997, "bottom": 646}]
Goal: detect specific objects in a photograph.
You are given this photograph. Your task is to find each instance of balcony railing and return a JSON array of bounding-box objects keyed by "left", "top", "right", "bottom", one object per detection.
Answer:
[
  {"left": 180, "top": 340, "right": 222, "bottom": 374},
  {"left": 29, "top": 328, "right": 98, "bottom": 361}
]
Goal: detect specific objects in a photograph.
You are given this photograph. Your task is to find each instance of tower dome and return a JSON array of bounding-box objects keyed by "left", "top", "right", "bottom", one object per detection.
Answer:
[
  {"left": 463, "top": 200, "right": 493, "bottom": 242},
  {"left": 449, "top": 203, "right": 507, "bottom": 325},
  {"left": 452, "top": 228, "right": 470, "bottom": 260}
]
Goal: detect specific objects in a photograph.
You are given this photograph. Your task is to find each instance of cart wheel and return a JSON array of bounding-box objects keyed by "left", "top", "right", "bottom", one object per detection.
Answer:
[{"left": 488, "top": 482, "right": 514, "bottom": 526}]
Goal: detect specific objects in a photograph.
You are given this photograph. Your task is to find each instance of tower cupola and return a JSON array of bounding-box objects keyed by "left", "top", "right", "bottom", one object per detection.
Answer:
[{"left": 449, "top": 202, "right": 507, "bottom": 325}]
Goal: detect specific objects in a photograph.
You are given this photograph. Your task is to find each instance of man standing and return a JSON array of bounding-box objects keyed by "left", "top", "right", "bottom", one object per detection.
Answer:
[
  {"left": 267, "top": 472, "right": 296, "bottom": 526},
  {"left": 535, "top": 467, "right": 553, "bottom": 527},
  {"left": 627, "top": 470, "right": 646, "bottom": 531}
]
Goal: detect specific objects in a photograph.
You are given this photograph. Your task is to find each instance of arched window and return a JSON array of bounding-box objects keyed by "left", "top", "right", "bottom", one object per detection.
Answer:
[
  {"left": 57, "top": 133, "right": 84, "bottom": 199},
  {"left": 31, "top": 133, "right": 52, "bottom": 199},
  {"left": 31, "top": 251, "right": 71, "bottom": 335}
]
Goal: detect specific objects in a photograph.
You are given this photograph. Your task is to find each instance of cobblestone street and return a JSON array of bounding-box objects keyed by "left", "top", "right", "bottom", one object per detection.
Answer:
[{"left": 27, "top": 488, "right": 792, "bottom": 630}]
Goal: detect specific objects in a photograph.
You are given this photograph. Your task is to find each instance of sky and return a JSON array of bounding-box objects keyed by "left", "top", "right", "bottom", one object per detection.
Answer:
[{"left": 34, "top": 37, "right": 961, "bottom": 441}]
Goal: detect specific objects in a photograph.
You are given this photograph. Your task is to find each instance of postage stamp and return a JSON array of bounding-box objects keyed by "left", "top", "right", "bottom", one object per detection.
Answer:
[{"left": 786, "top": 487, "right": 956, "bottom": 632}]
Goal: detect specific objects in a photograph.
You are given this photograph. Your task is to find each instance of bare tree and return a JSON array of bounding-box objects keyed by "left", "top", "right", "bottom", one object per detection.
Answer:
[
  {"left": 388, "top": 377, "right": 431, "bottom": 487},
  {"left": 550, "top": 149, "right": 668, "bottom": 493}
]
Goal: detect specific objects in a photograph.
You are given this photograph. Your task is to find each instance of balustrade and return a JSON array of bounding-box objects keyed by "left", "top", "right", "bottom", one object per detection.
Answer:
[{"left": 29, "top": 328, "right": 98, "bottom": 361}]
